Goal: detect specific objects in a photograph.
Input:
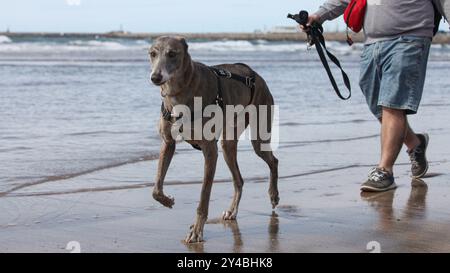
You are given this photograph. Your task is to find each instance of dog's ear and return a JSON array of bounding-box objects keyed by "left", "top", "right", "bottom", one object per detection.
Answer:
[{"left": 176, "top": 36, "right": 188, "bottom": 51}]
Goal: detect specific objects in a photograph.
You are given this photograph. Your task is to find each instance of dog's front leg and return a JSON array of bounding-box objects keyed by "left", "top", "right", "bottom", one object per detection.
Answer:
[
  {"left": 153, "top": 139, "right": 176, "bottom": 208},
  {"left": 185, "top": 143, "right": 218, "bottom": 243}
]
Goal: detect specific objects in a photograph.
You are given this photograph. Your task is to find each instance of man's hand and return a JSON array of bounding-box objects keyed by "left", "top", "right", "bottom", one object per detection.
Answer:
[{"left": 297, "top": 13, "right": 321, "bottom": 32}]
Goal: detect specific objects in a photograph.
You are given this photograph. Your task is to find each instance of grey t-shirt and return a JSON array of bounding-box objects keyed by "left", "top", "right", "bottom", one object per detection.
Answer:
[{"left": 316, "top": 0, "right": 435, "bottom": 44}]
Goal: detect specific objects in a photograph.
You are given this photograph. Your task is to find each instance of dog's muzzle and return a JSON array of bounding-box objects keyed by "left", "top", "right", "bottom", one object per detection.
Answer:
[{"left": 151, "top": 73, "right": 164, "bottom": 85}]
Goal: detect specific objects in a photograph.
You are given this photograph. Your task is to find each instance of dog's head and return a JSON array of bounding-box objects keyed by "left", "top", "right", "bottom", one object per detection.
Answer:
[{"left": 149, "top": 36, "right": 190, "bottom": 86}]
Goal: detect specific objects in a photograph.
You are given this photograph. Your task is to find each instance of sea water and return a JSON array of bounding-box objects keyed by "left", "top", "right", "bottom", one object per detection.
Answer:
[{"left": 1, "top": 35, "right": 449, "bottom": 193}]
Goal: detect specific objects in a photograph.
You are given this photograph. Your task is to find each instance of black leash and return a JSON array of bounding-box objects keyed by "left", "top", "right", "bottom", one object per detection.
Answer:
[
  {"left": 310, "top": 25, "right": 351, "bottom": 100},
  {"left": 288, "top": 11, "right": 351, "bottom": 100}
]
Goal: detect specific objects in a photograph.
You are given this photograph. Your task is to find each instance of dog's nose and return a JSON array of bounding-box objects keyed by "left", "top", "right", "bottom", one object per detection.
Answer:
[{"left": 151, "top": 73, "right": 163, "bottom": 84}]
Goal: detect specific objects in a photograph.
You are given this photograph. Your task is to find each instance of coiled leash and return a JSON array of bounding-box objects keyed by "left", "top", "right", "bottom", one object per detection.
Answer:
[{"left": 288, "top": 10, "right": 351, "bottom": 100}]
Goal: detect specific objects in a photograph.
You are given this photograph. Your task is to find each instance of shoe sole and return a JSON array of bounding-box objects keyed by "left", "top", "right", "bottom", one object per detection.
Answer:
[
  {"left": 411, "top": 133, "right": 429, "bottom": 179},
  {"left": 360, "top": 182, "right": 397, "bottom": 192}
]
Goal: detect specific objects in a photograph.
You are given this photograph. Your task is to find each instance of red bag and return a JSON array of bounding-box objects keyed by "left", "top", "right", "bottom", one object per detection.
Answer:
[{"left": 344, "top": 0, "right": 367, "bottom": 33}]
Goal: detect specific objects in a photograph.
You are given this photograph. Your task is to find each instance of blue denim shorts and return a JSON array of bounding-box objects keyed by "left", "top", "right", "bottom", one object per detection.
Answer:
[{"left": 359, "top": 36, "right": 431, "bottom": 118}]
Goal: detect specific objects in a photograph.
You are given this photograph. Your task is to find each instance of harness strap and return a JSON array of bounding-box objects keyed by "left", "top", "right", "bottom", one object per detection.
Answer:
[
  {"left": 161, "top": 102, "right": 172, "bottom": 122},
  {"left": 209, "top": 64, "right": 256, "bottom": 106},
  {"left": 309, "top": 24, "right": 352, "bottom": 100},
  {"left": 161, "top": 102, "right": 186, "bottom": 123},
  {"left": 161, "top": 102, "right": 201, "bottom": 150},
  {"left": 233, "top": 63, "right": 257, "bottom": 102},
  {"left": 216, "top": 76, "right": 224, "bottom": 108}
]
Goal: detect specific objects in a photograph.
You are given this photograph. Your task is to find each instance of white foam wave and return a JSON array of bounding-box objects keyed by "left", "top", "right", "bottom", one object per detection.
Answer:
[
  {"left": 68, "top": 40, "right": 130, "bottom": 50},
  {"left": 1, "top": 38, "right": 449, "bottom": 55},
  {"left": 0, "top": 35, "right": 12, "bottom": 43},
  {"left": 0, "top": 39, "right": 318, "bottom": 53},
  {"left": 0, "top": 39, "right": 149, "bottom": 52},
  {"left": 188, "top": 40, "right": 310, "bottom": 52},
  {"left": 187, "top": 40, "right": 368, "bottom": 54}
]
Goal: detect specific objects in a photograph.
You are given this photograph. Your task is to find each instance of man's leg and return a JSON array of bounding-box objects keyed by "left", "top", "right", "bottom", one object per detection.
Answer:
[
  {"left": 377, "top": 114, "right": 429, "bottom": 178},
  {"left": 378, "top": 115, "right": 421, "bottom": 173},
  {"left": 378, "top": 117, "right": 420, "bottom": 151},
  {"left": 359, "top": 43, "right": 398, "bottom": 192},
  {"left": 360, "top": 107, "right": 399, "bottom": 192},
  {"left": 404, "top": 120, "right": 421, "bottom": 151},
  {"left": 406, "top": 121, "right": 430, "bottom": 178},
  {"left": 364, "top": 109, "right": 428, "bottom": 192},
  {"left": 378, "top": 107, "right": 407, "bottom": 174}
]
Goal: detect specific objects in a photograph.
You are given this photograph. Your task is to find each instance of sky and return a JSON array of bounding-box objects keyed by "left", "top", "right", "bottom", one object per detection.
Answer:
[
  {"left": 0, "top": 0, "right": 341, "bottom": 33},
  {"left": 0, "top": 0, "right": 447, "bottom": 33}
]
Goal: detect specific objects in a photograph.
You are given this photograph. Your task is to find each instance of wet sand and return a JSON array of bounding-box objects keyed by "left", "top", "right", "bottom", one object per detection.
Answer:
[{"left": 1, "top": 116, "right": 450, "bottom": 253}]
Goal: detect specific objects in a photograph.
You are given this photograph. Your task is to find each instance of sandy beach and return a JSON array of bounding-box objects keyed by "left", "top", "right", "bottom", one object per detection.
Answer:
[
  {"left": 2, "top": 0, "right": 450, "bottom": 255},
  {"left": 1, "top": 110, "right": 449, "bottom": 253},
  {"left": 1, "top": 33, "right": 450, "bottom": 253}
]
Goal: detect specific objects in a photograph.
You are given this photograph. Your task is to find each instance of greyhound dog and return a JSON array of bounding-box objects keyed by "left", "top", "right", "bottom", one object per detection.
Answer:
[{"left": 149, "top": 36, "right": 279, "bottom": 243}]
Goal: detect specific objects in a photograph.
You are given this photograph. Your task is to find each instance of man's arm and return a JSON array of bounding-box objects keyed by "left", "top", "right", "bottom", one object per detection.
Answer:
[{"left": 315, "top": 0, "right": 351, "bottom": 24}]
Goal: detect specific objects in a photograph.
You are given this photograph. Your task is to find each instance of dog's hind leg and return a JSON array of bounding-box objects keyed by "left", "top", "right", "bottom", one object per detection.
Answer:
[
  {"left": 221, "top": 140, "right": 244, "bottom": 220},
  {"left": 185, "top": 142, "right": 218, "bottom": 243},
  {"left": 252, "top": 139, "right": 279, "bottom": 209}
]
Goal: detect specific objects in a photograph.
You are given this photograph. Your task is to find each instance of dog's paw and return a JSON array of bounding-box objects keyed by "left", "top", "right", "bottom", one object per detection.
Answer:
[
  {"left": 153, "top": 192, "right": 175, "bottom": 208},
  {"left": 222, "top": 210, "right": 237, "bottom": 221},
  {"left": 270, "top": 195, "right": 280, "bottom": 209},
  {"left": 185, "top": 226, "right": 203, "bottom": 244}
]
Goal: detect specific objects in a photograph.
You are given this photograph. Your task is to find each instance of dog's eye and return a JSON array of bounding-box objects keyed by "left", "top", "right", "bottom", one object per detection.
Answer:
[
  {"left": 167, "top": 51, "right": 177, "bottom": 58},
  {"left": 150, "top": 52, "right": 157, "bottom": 58}
]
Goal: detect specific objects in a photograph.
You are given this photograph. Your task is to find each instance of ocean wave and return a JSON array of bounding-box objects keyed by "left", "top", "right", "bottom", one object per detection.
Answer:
[
  {"left": 0, "top": 35, "right": 12, "bottom": 43},
  {"left": 0, "top": 39, "right": 149, "bottom": 52},
  {"left": 0, "top": 39, "right": 312, "bottom": 53},
  {"left": 0, "top": 38, "right": 346, "bottom": 53},
  {"left": 186, "top": 40, "right": 371, "bottom": 54},
  {"left": 1, "top": 38, "right": 449, "bottom": 55},
  {"left": 68, "top": 39, "right": 131, "bottom": 50},
  {"left": 189, "top": 40, "right": 309, "bottom": 52}
]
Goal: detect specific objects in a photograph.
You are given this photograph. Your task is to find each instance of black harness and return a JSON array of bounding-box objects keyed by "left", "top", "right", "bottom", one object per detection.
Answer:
[
  {"left": 160, "top": 63, "right": 256, "bottom": 150},
  {"left": 209, "top": 63, "right": 256, "bottom": 108}
]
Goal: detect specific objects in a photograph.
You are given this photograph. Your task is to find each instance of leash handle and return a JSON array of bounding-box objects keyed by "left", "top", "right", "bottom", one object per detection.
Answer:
[{"left": 287, "top": 11, "right": 309, "bottom": 28}]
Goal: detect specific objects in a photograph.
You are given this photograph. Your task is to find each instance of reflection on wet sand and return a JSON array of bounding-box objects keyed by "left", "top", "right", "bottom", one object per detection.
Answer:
[
  {"left": 267, "top": 212, "right": 280, "bottom": 252},
  {"left": 184, "top": 212, "right": 280, "bottom": 253},
  {"left": 224, "top": 220, "right": 243, "bottom": 253},
  {"left": 360, "top": 179, "right": 443, "bottom": 252},
  {"left": 361, "top": 179, "right": 428, "bottom": 231},
  {"left": 361, "top": 188, "right": 397, "bottom": 231},
  {"left": 405, "top": 179, "right": 428, "bottom": 220}
]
